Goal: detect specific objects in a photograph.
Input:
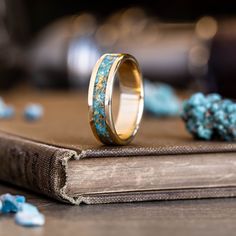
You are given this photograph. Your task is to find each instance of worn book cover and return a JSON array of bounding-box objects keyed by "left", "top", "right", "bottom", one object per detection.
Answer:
[{"left": 0, "top": 90, "right": 236, "bottom": 204}]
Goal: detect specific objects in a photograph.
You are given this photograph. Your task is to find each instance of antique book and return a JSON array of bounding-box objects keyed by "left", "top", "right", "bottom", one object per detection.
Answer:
[{"left": 0, "top": 90, "right": 236, "bottom": 205}]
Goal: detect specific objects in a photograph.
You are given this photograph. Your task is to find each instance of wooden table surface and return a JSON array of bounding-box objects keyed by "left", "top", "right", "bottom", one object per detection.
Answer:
[
  {"left": 1, "top": 182, "right": 236, "bottom": 236},
  {"left": 1, "top": 87, "right": 236, "bottom": 235}
]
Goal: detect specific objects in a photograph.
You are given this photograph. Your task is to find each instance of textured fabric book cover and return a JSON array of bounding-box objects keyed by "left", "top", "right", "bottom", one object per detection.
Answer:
[{"left": 0, "top": 90, "right": 236, "bottom": 204}]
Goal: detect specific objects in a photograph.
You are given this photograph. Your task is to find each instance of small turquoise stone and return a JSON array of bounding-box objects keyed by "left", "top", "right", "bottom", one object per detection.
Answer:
[
  {"left": 0, "top": 97, "right": 15, "bottom": 119},
  {"left": 206, "top": 93, "right": 221, "bottom": 103},
  {"left": 229, "top": 113, "right": 236, "bottom": 123},
  {"left": 188, "top": 93, "right": 206, "bottom": 106},
  {"left": 0, "top": 194, "right": 25, "bottom": 213},
  {"left": 15, "top": 210, "right": 45, "bottom": 227},
  {"left": 191, "top": 106, "right": 206, "bottom": 121},
  {"left": 196, "top": 125, "right": 212, "bottom": 140},
  {"left": 15, "top": 195, "right": 26, "bottom": 204},
  {"left": 226, "top": 104, "right": 236, "bottom": 113},
  {"left": 144, "top": 80, "right": 181, "bottom": 117},
  {"left": 24, "top": 104, "right": 43, "bottom": 121}
]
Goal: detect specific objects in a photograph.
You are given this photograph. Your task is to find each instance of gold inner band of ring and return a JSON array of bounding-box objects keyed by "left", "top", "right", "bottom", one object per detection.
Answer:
[{"left": 88, "top": 53, "right": 144, "bottom": 145}]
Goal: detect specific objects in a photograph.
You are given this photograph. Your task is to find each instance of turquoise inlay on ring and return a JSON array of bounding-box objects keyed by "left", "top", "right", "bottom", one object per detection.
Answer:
[{"left": 92, "top": 54, "right": 118, "bottom": 143}]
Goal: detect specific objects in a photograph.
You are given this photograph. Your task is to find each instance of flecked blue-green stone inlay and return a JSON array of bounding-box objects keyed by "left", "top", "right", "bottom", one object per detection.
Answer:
[{"left": 93, "top": 54, "right": 118, "bottom": 143}]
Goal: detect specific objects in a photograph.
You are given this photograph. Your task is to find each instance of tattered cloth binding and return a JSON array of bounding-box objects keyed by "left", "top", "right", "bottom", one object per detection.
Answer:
[{"left": 0, "top": 92, "right": 236, "bottom": 205}]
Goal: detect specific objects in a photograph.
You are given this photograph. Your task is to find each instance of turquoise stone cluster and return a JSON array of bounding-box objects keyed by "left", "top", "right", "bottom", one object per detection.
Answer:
[
  {"left": 182, "top": 92, "right": 236, "bottom": 141},
  {"left": 144, "top": 80, "right": 181, "bottom": 117},
  {"left": 93, "top": 54, "right": 118, "bottom": 143},
  {"left": 0, "top": 193, "right": 45, "bottom": 227}
]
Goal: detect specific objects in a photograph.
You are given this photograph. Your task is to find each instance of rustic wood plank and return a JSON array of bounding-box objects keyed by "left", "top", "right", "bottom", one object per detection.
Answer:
[{"left": 1, "top": 182, "right": 236, "bottom": 236}]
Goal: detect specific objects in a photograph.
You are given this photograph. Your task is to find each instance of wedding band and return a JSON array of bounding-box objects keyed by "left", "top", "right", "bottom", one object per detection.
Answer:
[{"left": 88, "top": 53, "right": 144, "bottom": 145}]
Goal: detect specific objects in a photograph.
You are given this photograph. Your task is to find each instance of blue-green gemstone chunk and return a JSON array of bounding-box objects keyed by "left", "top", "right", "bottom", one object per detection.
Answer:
[{"left": 181, "top": 92, "right": 236, "bottom": 141}]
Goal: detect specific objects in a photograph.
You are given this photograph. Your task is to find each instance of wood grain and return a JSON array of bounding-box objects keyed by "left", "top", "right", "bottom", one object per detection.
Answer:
[{"left": 1, "top": 183, "right": 236, "bottom": 236}]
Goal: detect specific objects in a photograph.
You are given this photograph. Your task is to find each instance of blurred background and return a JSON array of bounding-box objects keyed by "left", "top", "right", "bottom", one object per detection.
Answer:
[{"left": 1, "top": 0, "right": 236, "bottom": 98}]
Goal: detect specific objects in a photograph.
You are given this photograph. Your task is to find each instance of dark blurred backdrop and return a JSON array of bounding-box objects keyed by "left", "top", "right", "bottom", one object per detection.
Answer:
[
  {"left": 1, "top": 0, "right": 236, "bottom": 98},
  {"left": 22, "top": 0, "right": 236, "bottom": 33}
]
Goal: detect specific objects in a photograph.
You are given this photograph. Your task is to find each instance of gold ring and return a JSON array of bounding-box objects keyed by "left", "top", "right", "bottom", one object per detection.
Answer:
[{"left": 88, "top": 53, "right": 144, "bottom": 145}]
